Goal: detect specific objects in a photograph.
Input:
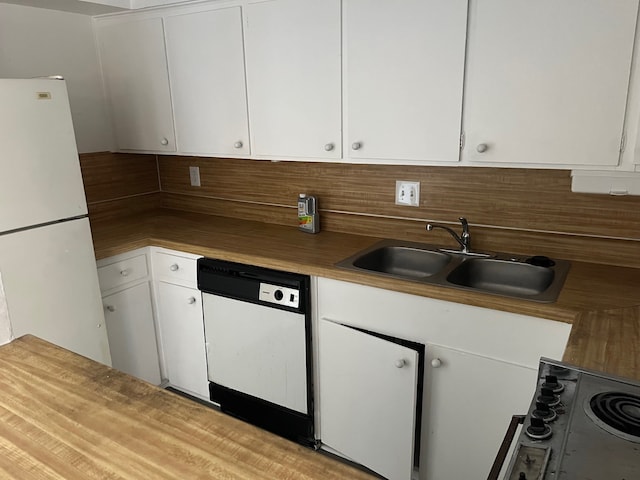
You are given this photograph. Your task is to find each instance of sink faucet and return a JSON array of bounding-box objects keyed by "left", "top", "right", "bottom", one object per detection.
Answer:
[{"left": 426, "top": 217, "right": 471, "bottom": 254}]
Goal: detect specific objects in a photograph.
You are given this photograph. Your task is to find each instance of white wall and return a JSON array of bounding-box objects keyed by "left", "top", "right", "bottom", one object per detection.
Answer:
[{"left": 0, "top": 3, "right": 114, "bottom": 152}]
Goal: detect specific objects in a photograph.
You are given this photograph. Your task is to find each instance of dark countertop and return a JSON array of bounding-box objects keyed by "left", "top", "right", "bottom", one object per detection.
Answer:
[{"left": 90, "top": 209, "right": 640, "bottom": 381}]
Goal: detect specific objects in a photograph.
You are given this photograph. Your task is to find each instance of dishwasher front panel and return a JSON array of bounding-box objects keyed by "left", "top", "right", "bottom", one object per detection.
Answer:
[{"left": 203, "top": 292, "right": 308, "bottom": 414}]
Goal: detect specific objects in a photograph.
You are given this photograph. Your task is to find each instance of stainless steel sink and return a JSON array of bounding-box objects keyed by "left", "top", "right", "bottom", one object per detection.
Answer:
[
  {"left": 336, "top": 239, "right": 571, "bottom": 303},
  {"left": 352, "top": 245, "right": 452, "bottom": 280},
  {"left": 446, "top": 258, "right": 556, "bottom": 298}
]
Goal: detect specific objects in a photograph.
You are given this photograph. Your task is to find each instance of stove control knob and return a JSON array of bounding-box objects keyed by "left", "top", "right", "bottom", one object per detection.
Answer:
[
  {"left": 525, "top": 417, "right": 552, "bottom": 440},
  {"left": 542, "top": 375, "right": 565, "bottom": 394},
  {"left": 537, "top": 387, "right": 561, "bottom": 408},
  {"left": 274, "top": 289, "right": 284, "bottom": 301},
  {"left": 531, "top": 401, "right": 557, "bottom": 423}
]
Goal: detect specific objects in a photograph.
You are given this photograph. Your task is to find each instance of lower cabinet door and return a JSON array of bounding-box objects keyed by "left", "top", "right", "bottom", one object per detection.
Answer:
[
  {"left": 157, "top": 282, "right": 208, "bottom": 398},
  {"left": 102, "top": 281, "right": 161, "bottom": 384},
  {"left": 319, "top": 318, "right": 419, "bottom": 480},
  {"left": 423, "top": 345, "right": 537, "bottom": 480}
]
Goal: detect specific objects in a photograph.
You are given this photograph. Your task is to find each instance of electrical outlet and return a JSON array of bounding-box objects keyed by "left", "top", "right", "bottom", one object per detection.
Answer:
[
  {"left": 395, "top": 181, "right": 420, "bottom": 207},
  {"left": 189, "top": 166, "right": 201, "bottom": 187}
]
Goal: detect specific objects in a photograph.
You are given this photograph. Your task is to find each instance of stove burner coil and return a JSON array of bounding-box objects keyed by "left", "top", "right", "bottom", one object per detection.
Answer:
[{"left": 585, "top": 391, "right": 640, "bottom": 443}]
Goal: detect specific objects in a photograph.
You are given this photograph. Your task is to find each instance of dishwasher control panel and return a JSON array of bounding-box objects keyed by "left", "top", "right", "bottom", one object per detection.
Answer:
[{"left": 258, "top": 283, "right": 300, "bottom": 309}]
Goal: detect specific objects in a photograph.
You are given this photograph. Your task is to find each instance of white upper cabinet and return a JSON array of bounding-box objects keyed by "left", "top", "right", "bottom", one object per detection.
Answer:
[
  {"left": 344, "top": 0, "right": 467, "bottom": 163},
  {"left": 462, "top": 0, "right": 639, "bottom": 167},
  {"left": 244, "top": 0, "right": 342, "bottom": 159},
  {"left": 96, "top": 16, "right": 176, "bottom": 152},
  {"left": 164, "top": 6, "right": 250, "bottom": 156}
]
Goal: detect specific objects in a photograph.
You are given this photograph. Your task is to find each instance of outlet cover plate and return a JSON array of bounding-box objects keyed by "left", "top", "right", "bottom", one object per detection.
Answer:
[
  {"left": 189, "top": 166, "right": 201, "bottom": 187},
  {"left": 395, "top": 180, "right": 420, "bottom": 207}
]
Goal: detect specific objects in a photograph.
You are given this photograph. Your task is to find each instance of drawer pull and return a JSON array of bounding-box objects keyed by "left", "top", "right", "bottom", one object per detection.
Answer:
[
  {"left": 105, "top": 305, "right": 116, "bottom": 313},
  {"left": 431, "top": 358, "right": 442, "bottom": 368},
  {"left": 120, "top": 269, "right": 130, "bottom": 277},
  {"left": 169, "top": 264, "right": 179, "bottom": 272},
  {"left": 188, "top": 297, "right": 197, "bottom": 305}
]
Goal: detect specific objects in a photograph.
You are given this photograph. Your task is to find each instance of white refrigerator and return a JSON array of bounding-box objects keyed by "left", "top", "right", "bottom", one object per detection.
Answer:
[{"left": 0, "top": 78, "right": 111, "bottom": 365}]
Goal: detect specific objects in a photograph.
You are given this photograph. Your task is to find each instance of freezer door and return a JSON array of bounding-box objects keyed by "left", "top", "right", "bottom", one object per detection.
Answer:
[
  {"left": 0, "top": 218, "right": 111, "bottom": 365},
  {"left": 0, "top": 79, "right": 88, "bottom": 233}
]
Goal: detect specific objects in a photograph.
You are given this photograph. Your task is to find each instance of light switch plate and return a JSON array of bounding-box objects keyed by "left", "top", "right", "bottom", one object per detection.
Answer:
[
  {"left": 189, "top": 166, "right": 201, "bottom": 187},
  {"left": 395, "top": 181, "right": 420, "bottom": 207}
]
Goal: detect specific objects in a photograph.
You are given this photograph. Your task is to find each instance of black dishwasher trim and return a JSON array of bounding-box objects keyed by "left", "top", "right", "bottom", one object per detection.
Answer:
[
  {"left": 210, "top": 383, "right": 316, "bottom": 447},
  {"left": 198, "top": 257, "right": 308, "bottom": 314}
]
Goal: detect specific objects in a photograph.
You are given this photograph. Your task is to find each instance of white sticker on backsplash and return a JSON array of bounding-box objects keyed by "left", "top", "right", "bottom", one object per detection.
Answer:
[{"left": 0, "top": 271, "right": 14, "bottom": 345}]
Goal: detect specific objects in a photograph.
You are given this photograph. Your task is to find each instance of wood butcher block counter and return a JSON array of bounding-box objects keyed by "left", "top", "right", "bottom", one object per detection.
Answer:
[
  {"left": 90, "top": 209, "right": 640, "bottom": 381},
  {"left": 0, "top": 335, "right": 375, "bottom": 480}
]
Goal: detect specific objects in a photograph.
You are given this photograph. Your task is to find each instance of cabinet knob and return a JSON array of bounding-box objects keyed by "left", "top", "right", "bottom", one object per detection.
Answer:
[
  {"left": 105, "top": 305, "right": 115, "bottom": 313},
  {"left": 324, "top": 143, "right": 334, "bottom": 152},
  {"left": 234, "top": 141, "right": 243, "bottom": 149},
  {"left": 476, "top": 143, "right": 488, "bottom": 153},
  {"left": 169, "top": 264, "right": 179, "bottom": 271},
  {"left": 160, "top": 137, "right": 169, "bottom": 146},
  {"left": 188, "top": 296, "right": 197, "bottom": 304},
  {"left": 351, "top": 142, "right": 362, "bottom": 151},
  {"left": 395, "top": 359, "right": 406, "bottom": 368},
  {"left": 431, "top": 358, "right": 442, "bottom": 368},
  {"left": 119, "top": 269, "right": 130, "bottom": 277}
]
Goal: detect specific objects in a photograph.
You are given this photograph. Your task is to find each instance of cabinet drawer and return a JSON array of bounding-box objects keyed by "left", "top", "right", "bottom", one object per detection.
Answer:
[
  {"left": 97, "top": 254, "right": 148, "bottom": 292},
  {"left": 154, "top": 252, "right": 197, "bottom": 286}
]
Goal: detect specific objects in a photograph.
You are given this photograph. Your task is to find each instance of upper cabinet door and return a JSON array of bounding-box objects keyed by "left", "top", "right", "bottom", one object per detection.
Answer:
[
  {"left": 244, "top": 0, "right": 342, "bottom": 159},
  {"left": 463, "top": 0, "right": 639, "bottom": 166},
  {"left": 96, "top": 17, "right": 176, "bottom": 153},
  {"left": 344, "top": 0, "right": 467, "bottom": 163},
  {"left": 165, "top": 7, "right": 250, "bottom": 156}
]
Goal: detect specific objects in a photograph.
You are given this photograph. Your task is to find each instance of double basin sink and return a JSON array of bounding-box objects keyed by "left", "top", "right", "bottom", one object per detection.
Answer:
[{"left": 336, "top": 240, "right": 571, "bottom": 303}]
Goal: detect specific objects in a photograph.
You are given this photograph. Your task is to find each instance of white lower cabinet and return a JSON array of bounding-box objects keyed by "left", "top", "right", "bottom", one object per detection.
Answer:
[
  {"left": 156, "top": 281, "right": 208, "bottom": 398},
  {"left": 98, "top": 247, "right": 208, "bottom": 397},
  {"left": 315, "top": 277, "right": 571, "bottom": 480},
  {"left": 423, "top": 345, "right": 535, "bottom": 480},
  {"left": 319, "top": 318, "right": 420, "bottom": 480},
  {"left": 151, "top": 248, "right": 208, "bottom": 399},
  {"left": 102, "top": 282, "right": 161, "bottom": 384},
  {"left": 97, "top": 249, "right": 161, "bottom": 385}
]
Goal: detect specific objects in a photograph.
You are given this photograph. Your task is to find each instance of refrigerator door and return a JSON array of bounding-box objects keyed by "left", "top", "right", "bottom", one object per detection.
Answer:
[
  {"left": 0, "top": 218, "right": 111, "bottom": 365},
  {"left": 0, "top": 79, "right": 88, "bottom": 233},
  {"left": 0, "top": 273, "right": 12, "bottom": 345}
]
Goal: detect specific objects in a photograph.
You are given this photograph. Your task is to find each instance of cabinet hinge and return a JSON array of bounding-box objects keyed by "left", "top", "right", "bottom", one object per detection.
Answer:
[
  {"left": 620, "top": 132, "right": 627, "bottom": 153},
  {"left": 459, "top": 131, "right": 465, "bottom": 150}
]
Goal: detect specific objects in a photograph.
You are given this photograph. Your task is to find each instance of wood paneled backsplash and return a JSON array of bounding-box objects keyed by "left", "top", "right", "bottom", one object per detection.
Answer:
[
  {"left": 79, "top": 152, "right": 161, "bottom": 221},
  {"left": 80, "top": 152, "right": 640, "bottom": 267},
  {"left": 158, "top": 156, "right": 640, "bottom": 267}
]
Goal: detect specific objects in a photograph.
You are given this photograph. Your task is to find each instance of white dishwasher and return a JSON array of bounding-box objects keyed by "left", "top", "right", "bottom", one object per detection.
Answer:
[{"left": 197, "top": 258, "right": 314, "bottom": 446}]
